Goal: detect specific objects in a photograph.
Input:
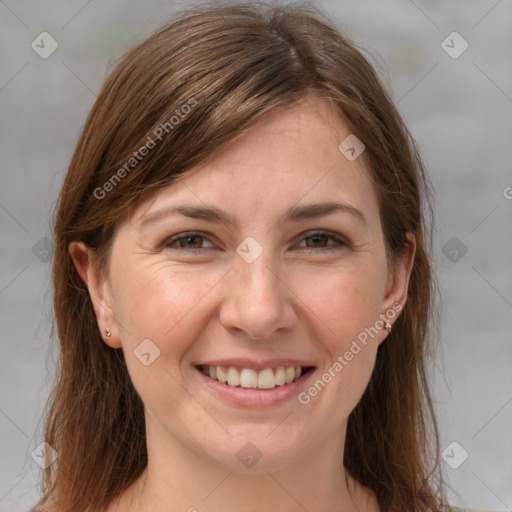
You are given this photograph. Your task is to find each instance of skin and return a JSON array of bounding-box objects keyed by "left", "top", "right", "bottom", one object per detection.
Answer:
[{"left": 70, "top": 96, "right": 415, "bottom": 512}]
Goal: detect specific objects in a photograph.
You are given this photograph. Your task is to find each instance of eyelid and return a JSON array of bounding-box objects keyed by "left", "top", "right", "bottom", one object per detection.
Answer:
[{"left": 161, "top": 229, "right": 349, "bottom": 251}]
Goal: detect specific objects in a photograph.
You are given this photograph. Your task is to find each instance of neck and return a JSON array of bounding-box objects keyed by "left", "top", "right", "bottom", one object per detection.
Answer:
[{"left": 110, "top": 416, "right": 376, "bottom": 512}]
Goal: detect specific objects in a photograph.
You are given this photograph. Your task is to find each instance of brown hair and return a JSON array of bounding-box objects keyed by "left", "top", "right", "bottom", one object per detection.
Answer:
[{"left": 33, "top": 1, "right": 447, "bottom": 510}]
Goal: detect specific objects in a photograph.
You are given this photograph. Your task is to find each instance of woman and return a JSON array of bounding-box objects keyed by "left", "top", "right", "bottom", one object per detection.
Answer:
[{"left": 33, "top": 1, "right": 451, "bottom": 510}]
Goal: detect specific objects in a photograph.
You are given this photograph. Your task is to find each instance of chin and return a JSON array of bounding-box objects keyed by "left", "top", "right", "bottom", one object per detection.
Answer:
[{"left": 198, "top": 428, "right": 309, "bottom": 474}]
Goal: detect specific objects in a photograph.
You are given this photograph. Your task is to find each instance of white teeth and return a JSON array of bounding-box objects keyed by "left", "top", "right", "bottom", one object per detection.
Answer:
[
  {"left": 285, "top": 367, "right": 296, "bottom": 384},
  {"left": 217, "top": 366, "right": 227, "bottom": 383},
  {"left": 240, "top": 368, "right": 258, "bottom": 388},
  {"left": 200, "top": 364, "right": 307, "bottom": 389},
  {"left": 226, "top": 367, "right": 240, "bottom": 387},
  {"left": 275, "top": 366, "right": 286, "bottom": 386},
  {"left": 257, "top": 368, "right": 276, "bottom": 389}
]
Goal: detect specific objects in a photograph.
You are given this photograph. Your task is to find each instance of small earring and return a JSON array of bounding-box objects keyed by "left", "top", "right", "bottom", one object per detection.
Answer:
[
  {"left": 105, "top": 328, "right": 111, "bottom": 340},
  {"left": 385, "top": 321, "right": 392, "bottom": 333}
]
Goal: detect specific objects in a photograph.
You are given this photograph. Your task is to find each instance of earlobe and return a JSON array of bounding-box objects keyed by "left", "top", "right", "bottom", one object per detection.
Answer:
[{"left": 68, "top": 241, "right": 122, "bottom": 349}]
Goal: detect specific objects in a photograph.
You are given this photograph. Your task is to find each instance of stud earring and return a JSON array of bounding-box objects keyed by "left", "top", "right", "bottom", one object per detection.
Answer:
[
  {"left": 385, "top": 321, "right": 392, "bottom": 333},
  {"left": 105, "top": 328, "right": 111, "bottom": 340}
]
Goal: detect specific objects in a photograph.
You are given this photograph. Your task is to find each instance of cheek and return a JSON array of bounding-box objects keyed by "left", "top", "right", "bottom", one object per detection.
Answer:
[
  {"left": 303, "top": 263, "right": 384, "bottom": 347},
  {"left": 111, "top": 258, "right": 224, "bottom": 355},
  {"left": 110, "top": 261, "right": 225, "bottom": 416},
  {"left": 299, "top": 265, "right": 383, "bottom": 408}
]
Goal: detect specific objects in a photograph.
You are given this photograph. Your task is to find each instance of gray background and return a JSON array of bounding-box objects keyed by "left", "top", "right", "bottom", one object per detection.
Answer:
[{"left": 1, "top": 0, "right": 511, "bottom": 510}]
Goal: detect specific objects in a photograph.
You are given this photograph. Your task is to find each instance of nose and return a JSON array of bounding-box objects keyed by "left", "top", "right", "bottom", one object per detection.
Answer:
[{"left": 219, "top": 247, "right": 297, "bottom": 340}]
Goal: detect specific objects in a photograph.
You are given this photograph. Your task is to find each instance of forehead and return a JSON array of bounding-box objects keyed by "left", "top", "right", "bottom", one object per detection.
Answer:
[{"left": 129, "top": 98, "right": 380, "bottom": 228}]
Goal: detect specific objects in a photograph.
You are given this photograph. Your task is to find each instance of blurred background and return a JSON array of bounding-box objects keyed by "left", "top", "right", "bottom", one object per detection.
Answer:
[{"left": 1, "top": 0, "right": 511, "bottom": 510}]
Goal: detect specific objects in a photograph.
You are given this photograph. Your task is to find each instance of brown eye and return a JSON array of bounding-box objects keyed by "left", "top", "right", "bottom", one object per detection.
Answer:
[
  {"left": 164, "top": 232, "right": 214, "bottom": 250},
  {"left": 297, "top": 231, "right": 348, "bottom": 251},
  {"left": 305, "top": 233, "right": 330, "bottom": 248}
]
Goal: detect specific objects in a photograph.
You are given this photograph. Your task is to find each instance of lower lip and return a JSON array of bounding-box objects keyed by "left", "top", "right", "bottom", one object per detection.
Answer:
[{"left": 194, "top": 367, "right": 316, "bottom": 407}]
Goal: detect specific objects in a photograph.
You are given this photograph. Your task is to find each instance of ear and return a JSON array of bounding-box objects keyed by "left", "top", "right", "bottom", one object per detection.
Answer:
[
  {"left": 68, "top": 241, "right": 122, "bottom": 349},
  {"left": 377, "top": 232, "right": 416, "bottom": 344}
]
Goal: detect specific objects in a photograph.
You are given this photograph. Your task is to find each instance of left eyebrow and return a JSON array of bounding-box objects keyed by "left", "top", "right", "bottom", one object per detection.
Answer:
[
  {"left": 285, "top": 201, "right": 368, "bottom": 227},
  {"left": 137, "top": 201, "right": 368, "bottom": 229}
]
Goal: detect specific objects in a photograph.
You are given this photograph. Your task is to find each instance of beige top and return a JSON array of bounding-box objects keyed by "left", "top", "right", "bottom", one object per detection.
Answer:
[{"left": 449, "top": 508, "right": 498, "bottom": 512}]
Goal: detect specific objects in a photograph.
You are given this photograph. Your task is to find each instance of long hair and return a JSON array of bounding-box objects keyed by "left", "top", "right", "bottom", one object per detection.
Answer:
[{"left": 33, "top": 1, "right": 447, "bottom": 510}]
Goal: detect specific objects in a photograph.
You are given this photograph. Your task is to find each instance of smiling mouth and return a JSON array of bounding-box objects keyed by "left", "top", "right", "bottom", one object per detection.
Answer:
[{"left": 196, "top": 364, "right": 316, "bottom": 390}]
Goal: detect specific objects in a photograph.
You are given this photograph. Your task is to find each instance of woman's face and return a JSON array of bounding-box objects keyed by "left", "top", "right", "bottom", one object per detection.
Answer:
[{"left": 77, "top": 97, "right": 413, "bottom": 473}]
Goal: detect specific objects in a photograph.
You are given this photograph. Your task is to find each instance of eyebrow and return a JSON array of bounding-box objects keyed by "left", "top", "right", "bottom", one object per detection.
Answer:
[{"left": 138, "top": 201, "right": 368, "bottom": 229}]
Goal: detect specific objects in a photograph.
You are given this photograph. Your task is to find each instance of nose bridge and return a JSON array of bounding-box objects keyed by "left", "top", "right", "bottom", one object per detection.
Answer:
[
  {"left": 220, "top": 236, "right": 294, "bottom": 338},
  {"left": 235, "top": 239, "right": 282, "bottom": 306}
]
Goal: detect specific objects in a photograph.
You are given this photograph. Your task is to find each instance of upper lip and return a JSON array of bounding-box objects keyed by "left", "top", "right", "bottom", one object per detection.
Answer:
[{"left": 194, "top": 358, "right": 316, "bottom": 371}]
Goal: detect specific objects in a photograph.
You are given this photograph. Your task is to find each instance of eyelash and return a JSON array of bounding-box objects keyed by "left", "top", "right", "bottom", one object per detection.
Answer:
[{"left": 161, "top": 230, "right": 349, "bottom": 253}]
